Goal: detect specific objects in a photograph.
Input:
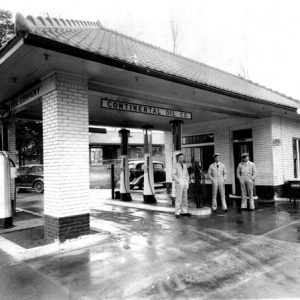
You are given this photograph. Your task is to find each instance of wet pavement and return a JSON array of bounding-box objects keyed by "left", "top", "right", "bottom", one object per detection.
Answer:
[{"left": 1, "top": 192, "right": 300, "bottom": 299}]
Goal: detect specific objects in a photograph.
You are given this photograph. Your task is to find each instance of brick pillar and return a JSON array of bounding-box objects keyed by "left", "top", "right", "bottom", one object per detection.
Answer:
[
  {"left": 43, "top": 73, "right": 90, "bottom": 242},
  {"left": 8, "top": 118, "right": 17, "bottom": 207}
]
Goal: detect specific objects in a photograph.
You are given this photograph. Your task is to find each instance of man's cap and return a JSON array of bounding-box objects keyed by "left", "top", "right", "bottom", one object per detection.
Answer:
[
  {"left": 241, "top": 153, "right": 249, "bottom": 158},
  {"left": 176, "top": 152, "right": 184, "bottom": 158},
  {"left": 213, "top": 153, "right": 220, "bottom": 158}
]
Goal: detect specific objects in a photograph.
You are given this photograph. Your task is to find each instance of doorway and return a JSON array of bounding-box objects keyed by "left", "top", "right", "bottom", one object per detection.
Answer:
[{"left": 232, "top": 129, "right": 253, "bottom": 195}]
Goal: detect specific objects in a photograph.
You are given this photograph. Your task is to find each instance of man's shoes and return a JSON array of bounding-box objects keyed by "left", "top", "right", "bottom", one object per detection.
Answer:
[
  {"left": 241, "top": 208, "right": 248, "bottom": 211},
  {"left": 249, "top": 208, "right": 255, "bottom": 211},
  {"left": 223, "top": 209, "right": 228, "bottom": 213},
  {"left": 212, "top": 209, "right": 217, "bottom": 213},
  {"left": 181, "top": 213, "right": 192, "bottom": 217},
  {"left": 175, "top": 214, "right": 180, "bottom": 218}
]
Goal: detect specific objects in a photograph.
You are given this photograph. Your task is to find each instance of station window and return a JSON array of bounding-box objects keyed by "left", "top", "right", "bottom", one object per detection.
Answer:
[
  {"left": 182, "top": 133, "right": 214, "bottom": 145},
  {"left": 293, "top": 139, "right": 300, "bottom": 178},
  {"left": 90, "top": 147, "right": 103, "bottom": 165},
  {"left": 182, "top": 133, "right": 214, "bottom": 172},
  {"left": 182, "top": 145, "right": 214, "bottom": 172}
]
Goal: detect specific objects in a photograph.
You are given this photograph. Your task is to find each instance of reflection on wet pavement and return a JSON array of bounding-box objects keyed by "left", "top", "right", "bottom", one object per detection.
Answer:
[{"left": 21, "top": 201, "right": 300, "bottom": 299}]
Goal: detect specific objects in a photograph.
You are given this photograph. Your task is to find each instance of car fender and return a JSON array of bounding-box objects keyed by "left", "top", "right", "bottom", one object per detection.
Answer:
[
  {"left": 32, "top": 178, "right": 44, "bottom": 187},
  {"left": 130, "top": 174, "right": 144, "bottom": 186}
]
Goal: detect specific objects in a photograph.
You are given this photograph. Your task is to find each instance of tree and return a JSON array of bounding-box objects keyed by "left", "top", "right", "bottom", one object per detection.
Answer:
[
  {"left": 0, "top": 9, "right": 14, "bottom": 49},
  {"left": 169, "top": 17, "right": 179, "bottom": 54},
  {"left": 16, "top": 120, "right": 43, "bottom": 166}
]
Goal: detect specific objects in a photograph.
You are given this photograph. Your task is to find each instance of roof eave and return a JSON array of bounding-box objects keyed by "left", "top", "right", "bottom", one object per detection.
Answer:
[
  {"left": 22, "top": 33, "right": 297, "bottom": 113},
  {"left": 0, "top": 35, "right": 24, "bottom": 65}
]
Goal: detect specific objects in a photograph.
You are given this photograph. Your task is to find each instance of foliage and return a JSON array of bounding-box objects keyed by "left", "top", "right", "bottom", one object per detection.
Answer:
[
  {"left": 16, "top": 120, "right": 43, "bottom": 166},
  {"left": 0, "top": 9, "right": 14, "bottom": 49}
]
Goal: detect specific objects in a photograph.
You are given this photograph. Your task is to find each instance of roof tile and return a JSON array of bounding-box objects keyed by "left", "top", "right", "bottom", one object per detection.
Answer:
[{"left": 14, "top": 14, "right": 300, "bottom": 109}]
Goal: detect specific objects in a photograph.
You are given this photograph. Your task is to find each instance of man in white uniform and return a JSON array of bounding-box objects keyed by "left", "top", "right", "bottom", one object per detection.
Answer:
[
  {"left": 208, "top": 153, "right": 228, "bottom": 212},
  {"left": 237, "top": 153, "right": 257, "bottom": 211},
  {"left": 172, "top": 153, "right": 190, "bottom": 218}
]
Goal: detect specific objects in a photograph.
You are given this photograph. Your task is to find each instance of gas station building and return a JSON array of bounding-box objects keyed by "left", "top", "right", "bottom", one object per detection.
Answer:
[{"left": 1, "top": 14, "right": 300, "bottom": 240}]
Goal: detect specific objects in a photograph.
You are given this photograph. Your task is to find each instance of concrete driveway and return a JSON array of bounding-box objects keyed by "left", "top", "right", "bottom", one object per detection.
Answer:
[{"left": 4, "top": 191, "right": 300, "bottom": 299}]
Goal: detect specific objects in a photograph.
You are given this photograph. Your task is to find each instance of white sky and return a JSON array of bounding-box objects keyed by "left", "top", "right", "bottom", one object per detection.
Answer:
[{"left": 2, "top": 0, "right": 300, "bottom": 100}]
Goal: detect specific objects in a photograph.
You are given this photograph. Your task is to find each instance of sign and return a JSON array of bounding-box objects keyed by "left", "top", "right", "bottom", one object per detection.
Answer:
[
  {"left": 272, "top": 139, "right": 281, "bottom": 146},
  {"left": 101, "top": 98, "right": 192, "bottom": 120},
  {"left": 9, "top": 77, "right": 56, "bottom": 113}
]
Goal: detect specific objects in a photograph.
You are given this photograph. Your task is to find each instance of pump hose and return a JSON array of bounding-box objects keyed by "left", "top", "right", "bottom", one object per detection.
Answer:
[
  {"left": 147, "top": 162, "right": 155, "bottom": 196},
  {"left": 9, "top": 158, "right": 16, "bottom": 167}
]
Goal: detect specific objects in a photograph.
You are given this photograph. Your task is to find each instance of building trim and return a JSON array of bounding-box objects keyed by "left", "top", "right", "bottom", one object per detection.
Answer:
[{"left": 0, "top": 37, "right": 23, "bottom": 66}]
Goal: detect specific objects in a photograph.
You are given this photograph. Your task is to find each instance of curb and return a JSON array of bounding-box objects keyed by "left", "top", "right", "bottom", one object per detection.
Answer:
[
  {"left": 16, "top": 207, "right": 43, "bottom": 217},
  {"left": 0, "top": 210, "right": 111, "bottom": 261},
  {"left": 100, "top": 199, "right": 211, "bottom": 215},
  {"left": 0, "top": 231, "right": 111, "bottom": 262}
]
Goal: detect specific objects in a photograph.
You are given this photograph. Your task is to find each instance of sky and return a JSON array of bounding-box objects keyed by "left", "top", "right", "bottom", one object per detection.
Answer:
[{"left": 2, "top": 0, "right": 300, "bottom": 100}]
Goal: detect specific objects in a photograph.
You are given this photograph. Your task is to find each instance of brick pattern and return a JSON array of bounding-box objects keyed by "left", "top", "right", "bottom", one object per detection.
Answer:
[
  {"left": 8, "top": 118, "right": 16, "bottom": 202},
  {"left": 271, "top": 116, "right": 300, "bottom": 184},
  {"left": 42, "top": 73, "right": 90, "bottom": 219},
  {"left": 44, "top": 213, "right": 90, "bottom": 242},
  {"left": 182, "top": 117, "right": 274, "bottom": 187},
  {"left": 271, "top": 115, "right": 285, "bottom": 186},
  {"left": 252, "top": 118, "right": 273, "bottom": 186}
]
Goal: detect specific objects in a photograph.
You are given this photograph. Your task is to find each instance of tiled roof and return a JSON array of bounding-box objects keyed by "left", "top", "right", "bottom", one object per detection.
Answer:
[{"left": 15, "top": 13, "right": 300, "bottom": 110}]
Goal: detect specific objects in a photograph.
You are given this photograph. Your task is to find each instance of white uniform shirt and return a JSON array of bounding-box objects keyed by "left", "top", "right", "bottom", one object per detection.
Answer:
[
  {"left": 237, "top": 161, "right": 257, "bottom": 180},
  {"left": 208, "top": 162, "right": 227, "bottom": 182},
  {"left": 172, "top": 162, "right": 189, "bottom": 183}
]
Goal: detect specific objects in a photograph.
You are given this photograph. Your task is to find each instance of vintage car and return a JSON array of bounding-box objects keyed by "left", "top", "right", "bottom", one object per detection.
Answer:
[
  {"left": 129, "top": 160, "right": 166, "bottom": 189},
  {"left": 16, "top": 164, "right": 44, "bottom": 193}
]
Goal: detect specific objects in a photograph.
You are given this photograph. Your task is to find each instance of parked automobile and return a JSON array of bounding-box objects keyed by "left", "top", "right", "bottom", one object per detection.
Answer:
[
  {"left": 129, "top": 160, "right": 166, "bottom": 189},
  {"left": 16, "top": 164, "right": 44, "bottom": 193}
]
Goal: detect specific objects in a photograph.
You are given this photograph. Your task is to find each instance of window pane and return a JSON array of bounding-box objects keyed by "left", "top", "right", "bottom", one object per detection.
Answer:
[
  {"left": 194, "top": 147, "right": 201, "bottom": 162},
  {"left": 293, "top": 139, "right": 297, "bottom": 178},
  {"left": 183, "top": 148, "right": 192, "bottom": 163}
]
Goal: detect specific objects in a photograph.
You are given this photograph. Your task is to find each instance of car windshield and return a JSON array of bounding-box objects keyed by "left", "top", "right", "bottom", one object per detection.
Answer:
[
  {"left": 153, "top": 163, "right": 163, "bottom": 170},
  {"left": 32, "top": 166, "right": 43, "bottom": 173},
  {"left": 19, "top": 167, "right": 29, "bottom": 175},
  {"left": 136, "top": 163, "right": 144, "bottom": 170}
]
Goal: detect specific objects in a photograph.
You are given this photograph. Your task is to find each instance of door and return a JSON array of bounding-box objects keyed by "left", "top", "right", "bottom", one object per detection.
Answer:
[{"left": 233, "top": 142, "right": 253, "bottom": 195}]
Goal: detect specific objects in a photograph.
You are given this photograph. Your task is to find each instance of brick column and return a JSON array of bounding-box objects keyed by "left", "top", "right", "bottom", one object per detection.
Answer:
[
  {"left": 8, "top": 117, "right": 17, "bottom": 207},
  {"left": 42, "top": 73, "right": 90, "bottom": 242}
]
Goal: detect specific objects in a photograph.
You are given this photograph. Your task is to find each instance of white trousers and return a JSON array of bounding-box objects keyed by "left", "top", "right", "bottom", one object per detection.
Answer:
[
  {"left": 212, "top": 179, "right": 227, "bottom": 210},
  {"left": 175, "top": 180, "right": 189, "bottom": 215},
  {"left": 240, "top": 178, "right": 254, "bottom": 209}
]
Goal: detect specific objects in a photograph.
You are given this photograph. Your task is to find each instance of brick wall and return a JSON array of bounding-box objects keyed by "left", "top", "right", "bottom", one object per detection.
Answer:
[
  {"left": 42, "top": 73, "right": 90, "bottom": 220},
  {"left": 271, "top": 116, "right": 300, "bottom": 185},
  {"left": 252, "top": 118, "right": 273, "bottom": 186},
  {"left": 271, "top": 116, "right": 285, "bottom": 186},
  {"left": 183, "top": 117, "right": 274, "bottom": 188}
]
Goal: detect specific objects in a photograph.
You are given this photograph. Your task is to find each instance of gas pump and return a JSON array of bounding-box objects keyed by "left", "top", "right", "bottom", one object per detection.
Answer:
[
  {"left": 0, "top": 105, "right": 15, "bottom": 228},
  {"left": 142, "top": 125, "right": 156, "bottom": 203},
  {"left": 119, "top": 129, "right": 132, "bottom": 201},
  {"left": 170, "top": 120, "right": 184, "bottom": 205},
  {"left": 0, "top": 152, "right": 14, "bottom": 228}
]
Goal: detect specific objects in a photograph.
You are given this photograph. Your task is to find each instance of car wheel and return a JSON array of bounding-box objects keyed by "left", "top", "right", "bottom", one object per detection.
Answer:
[{"left": 34, "top": 180, "right": 44, "bottom": 193}]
